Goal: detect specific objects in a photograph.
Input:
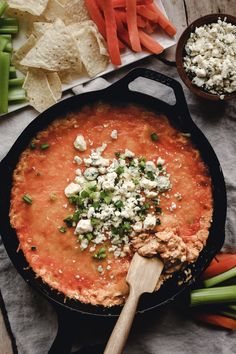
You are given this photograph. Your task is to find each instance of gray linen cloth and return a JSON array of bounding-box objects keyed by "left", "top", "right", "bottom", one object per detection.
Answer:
[{"left": 0, "top": 58, "right": 236, "bottom": 354}]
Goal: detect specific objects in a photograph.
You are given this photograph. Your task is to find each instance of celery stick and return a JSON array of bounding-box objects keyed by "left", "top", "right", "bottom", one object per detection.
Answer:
[
  {"left": 203, "top": 266, "right": 236, "bottom": 288},
  {"left": 228, "top": 304, "right": 236, "bottom": 311},
  {"left": 4, "top": 41, "right": 12, "bottom": 52},
  {"left": 0, "top": 51, "right": 10, "bottom": 113},
  {"left": 0, "top": 1, "right": 8, "bottom": 17},
  {"left": 0, "top": 26, "right": 19, "bottom": 34},
  {"left": 8, "top": 87, "right": 26, "bottom": 102},
  {"left": 0, "top": 36, "right": 7, "bottom": 50},
  {"left": 0, "top": 18, "right": 18, "bottom": 27},
  {"left": 9, "top": 66, "right": 17, "bottom": 79},
  {"left": 9, "top": 78, "right": 24, "bottom": 87},
  {"left": 190, "top": 285, "right": 236, "bottom": 307},
  {"left": 218, "top": 310, "right": 236, "bottom": 320},
  {"left": 0, "top": 34, "right": 11, "bottom": 40}
]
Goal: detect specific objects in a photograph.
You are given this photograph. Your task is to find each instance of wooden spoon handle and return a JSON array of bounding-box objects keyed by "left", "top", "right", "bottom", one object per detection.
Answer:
[{"left": 104, "top": 287, "right": 139, "bottom": 354}]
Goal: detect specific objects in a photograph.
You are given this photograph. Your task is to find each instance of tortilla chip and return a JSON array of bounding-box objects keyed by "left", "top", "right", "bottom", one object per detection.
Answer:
[
  {"left": 72, "top": 26, "right": 109, "bottom": 77},
  {"left": 12, "top": 34, "right": 37, "bottom": 74},
  {"left": 43, "top": 0, "right": 65, "bottom": 22},
  {"left": 58, "top": 70, "right": 72, "bottom": 84},
  {"left": 23, "top": 70, "right": 57, "bottom": 112},
  {"left": 90, "top": 26, "right": 108, "bottom": 56},
  {"left": 64, "top": 0, "right": 90, "bottom": 25},
  {"left": 21, "top": 19, "right": 82, "bottom": 72},
  {"left": 46, "top": 72, "right": 62, "bottom": 101},
  {"left": 7, "top": 0, "right": 49, "bottom": 16},
  {"left": 68, "top": 22, "right": 108, "bottom": 56},
  {"left": 32, "top": 22, "right": 53, "bottom": 38}
]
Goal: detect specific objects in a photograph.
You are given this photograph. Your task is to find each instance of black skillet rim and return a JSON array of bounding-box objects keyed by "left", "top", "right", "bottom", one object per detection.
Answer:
[{"left": 0, "top": 68, "right": 226, "bottom": 317}]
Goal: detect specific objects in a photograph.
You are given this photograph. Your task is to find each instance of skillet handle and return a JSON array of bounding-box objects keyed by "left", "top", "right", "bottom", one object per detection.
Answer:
[
  {"left": 48, "top": 309, "right": 73, "bottom": 354},
  {"left": 111, "top": 68, "right": 192, "bottom": 122}
]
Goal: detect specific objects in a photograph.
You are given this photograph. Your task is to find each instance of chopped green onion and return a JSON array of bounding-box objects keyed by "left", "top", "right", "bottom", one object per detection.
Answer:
[
  {"left": 203, "top": 266, "right": 236, "bottom": 288},
  {"left": 190, "top": 285, "right": 236, "bottom": 307},
  {"left": 91, "top": 217, "right": 100, "bottom": 226},
  {"left": 116, "top": 166, "right": 124, "bottom": 175},
  {"left": 9, "top": 77, "right": 24, "bottom": 87},
  {"left": 122, "top": 221, "right": 131, "bottom": 232},
  {"left": 81, "top": 190, "right": 89, "bottom": 198},
  {"left": 151, "top": 133, "right": 158, "bottom": 142},
  {"left": 115, "top": 200, "right": 123, "bottom": 209},
  {"left": 115, "top": 152, "right": 121, "bottom": 158},
  {"left": 8, "top": 88, "right": 26, "bottom": 102},
  {"left": 85, "top": 233, "right": 93, "bottom": 241},
  {"left": 156, "top": 218, "right": 161, "bottom": 225},
  {"left": 72, "top": 210, "right": 82, "bottom": 222},
  {"left": 0, "top": 1, "right": 8, "bottom": 17},
  {"left": 139, "top": 160, "right": 146, "bottom": 171},
  {"left": 92, "top": 201, "right": 100, "bottom": 209},
  {"left": 30, "top": 142, "right": 36, "bottom": 150},
  {"left": 31, "top": 246, "right": 37, "bottom": 251},
  {"left": 69, "top": 195, "right": 84, "bottom": 207},
  {"left": 88, "top": 184, "right": 97, "bottom": 192},
  {"left": 133, "top": 178, "right": 139, "bottom": 185},
  {"left": 93, "top": 247, "right": 106, "bottom": 260},
  {"left": 63, "top": 215, "right": 73, "bottom": 227},
  {"left": 100, "top": 191, "right": 112, "bottom": 204},
  {"left": 22, "top": 194, "right": 32, "bottom": 205},
  {"left": 59, "top": 226, "right": 67, "bottom": 233},
  {"left": 146, "top": 171, "right": 155, "bottom": 181},
  {"left": 40, "top": 143, "right": 50, "bottom": 150},
  {"left": 0, "top": 51, "right": 10, "bottom": 114}
]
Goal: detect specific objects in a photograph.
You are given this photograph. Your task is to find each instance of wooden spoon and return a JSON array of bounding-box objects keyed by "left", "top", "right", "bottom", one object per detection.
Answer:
[{"left": 104, "top": 253, "right": 164, "bottom": 354}]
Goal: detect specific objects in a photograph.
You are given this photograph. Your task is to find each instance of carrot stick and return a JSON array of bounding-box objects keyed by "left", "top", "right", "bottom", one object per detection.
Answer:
[
  {"left": 202, "top": 254, "right": 236, "bottom": 280},
  {"left": 115, "top": 9, "right": 146, "bottom": 28},
  {"left": 126, "top": 0, "right": 141, "bottom": 52},
  {"left": 137, "top": 5, "right": 158, "bottom": 22},
  {"left": 144, "top": 20, "right": 155, "bottom": 33},
  {"left": 114, "top": 9, "right": 127, "bottom": 25},
  {"left": 115, "top": 12, "right": 131, "bottom": 48},
  {"left": 147, "top": 3, "right": 176, "bottom": 36},
  {"left": 193, "top": 312, "right": 236, "bottom": 330},
  {"left": 96, "top": 0, "right": 125, "bottom": 49},
  {"left": 138, "top": 29, "right": 164, "bottom": 54},
  {"left": 112, "top": 0, "right": 153, "bottom": 8},
  {"left": 137, "top": 15, "right": 147, "bottom": 28},
  {"left": 85, "top": 0, "right": 107, "bottom": 39},
  {"left": 100, "top": 0, "right": 121, "bottom": 65}
]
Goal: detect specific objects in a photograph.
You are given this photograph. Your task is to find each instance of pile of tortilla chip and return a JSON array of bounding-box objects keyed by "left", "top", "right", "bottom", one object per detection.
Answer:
[{"left": 7, "top": 0, "right": 109, "bottom": 112}]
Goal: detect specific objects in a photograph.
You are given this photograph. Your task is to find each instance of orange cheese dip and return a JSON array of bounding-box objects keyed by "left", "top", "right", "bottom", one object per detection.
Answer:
[{"left": 10, "top": 103, "right": 213, "bottom": 306}]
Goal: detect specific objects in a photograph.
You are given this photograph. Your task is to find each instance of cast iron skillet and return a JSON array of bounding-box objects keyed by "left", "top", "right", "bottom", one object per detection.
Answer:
[{"left": 0, "top": 68, "right": 226, "bottom": 353}]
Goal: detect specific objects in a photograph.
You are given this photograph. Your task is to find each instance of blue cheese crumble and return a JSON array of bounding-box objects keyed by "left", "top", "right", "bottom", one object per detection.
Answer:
[
  {"left": 184, "top": 18, "right": 236, "bottom": 96},
  {"left": 64, "top": 140, "right": 173, "bottom": 260}
]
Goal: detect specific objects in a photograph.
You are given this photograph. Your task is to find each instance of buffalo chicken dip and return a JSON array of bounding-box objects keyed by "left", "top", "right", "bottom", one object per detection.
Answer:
[{"left": 10, "top": 103, "right": 213, "bottom": 306}]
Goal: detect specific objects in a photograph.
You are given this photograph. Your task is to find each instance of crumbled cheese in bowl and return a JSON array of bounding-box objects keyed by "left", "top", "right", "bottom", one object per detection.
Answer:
[{"left": 183, "top": 18, "right": 236, "bottom": 96}]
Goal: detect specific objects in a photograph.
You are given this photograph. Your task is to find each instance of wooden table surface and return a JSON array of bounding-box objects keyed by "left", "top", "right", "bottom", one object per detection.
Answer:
[{"left": 1, "top": 1, "right": 236, "bottom": 353}]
